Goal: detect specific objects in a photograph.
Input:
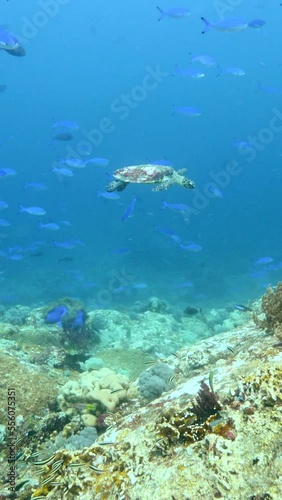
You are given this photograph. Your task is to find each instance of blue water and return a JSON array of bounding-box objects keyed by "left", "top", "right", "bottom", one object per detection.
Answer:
[{"left": 0, "top": 0, "right": 282, "bottom": 311}]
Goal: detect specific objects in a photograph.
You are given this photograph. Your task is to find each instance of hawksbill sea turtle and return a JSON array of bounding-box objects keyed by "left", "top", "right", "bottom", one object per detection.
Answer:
[{"left": 106, "top": 164, "right": 195, "bottom": 192}]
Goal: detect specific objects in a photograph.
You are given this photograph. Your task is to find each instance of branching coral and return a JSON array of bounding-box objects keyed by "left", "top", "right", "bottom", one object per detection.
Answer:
[{"left": 254, "top": 282, "right": 282, "bottom": 339}]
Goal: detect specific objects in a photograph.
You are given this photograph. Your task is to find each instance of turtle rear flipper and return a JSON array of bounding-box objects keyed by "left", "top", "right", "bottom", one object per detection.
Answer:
[{"left": 107, "top": 180, "right": 128, "bottom": 192}]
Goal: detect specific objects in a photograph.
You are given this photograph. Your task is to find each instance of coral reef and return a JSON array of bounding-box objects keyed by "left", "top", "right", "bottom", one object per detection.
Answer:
[
  {"left": 0, "top": 348, "right": 62, "bottom": 425},
  {"left": 138, "top": 362, "right": 173, "bottom": 400},
  {"left": 35, "top": 426, "right": 98, "bottom": 460},
  {"left": 57, "top": 367, "right": 132, "bottom": 414},
  {"left": 254, "top": 282, "right": 282, "bottom": 340},
  {"left": 0, "top": 305, "right": 30, "bottom": 325},
  {"left": 1, "top": 300, "right": 282, "bottom": 498},
  {"left": 138, "top": 296, "right": 170, "bottom": 314}
]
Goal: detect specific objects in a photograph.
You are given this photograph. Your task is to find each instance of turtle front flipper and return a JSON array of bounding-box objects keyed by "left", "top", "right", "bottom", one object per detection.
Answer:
[
  {"left": 152, "top": 179, "right": 172, "bottom": 192},
  {"left": 182, "top": 178, "right": 195, "bottom": 189},
  {"left": 107, "top": 180, "right": 128, "bottom": 192}
]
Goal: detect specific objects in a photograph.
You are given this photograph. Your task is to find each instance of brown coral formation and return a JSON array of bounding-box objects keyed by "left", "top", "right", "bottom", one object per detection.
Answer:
[
  {"left": 0, "top": 350, "right": 60, "bottom": 425},
  {"left": 254, "top": 282, "right": 282, "bottom": 340}
]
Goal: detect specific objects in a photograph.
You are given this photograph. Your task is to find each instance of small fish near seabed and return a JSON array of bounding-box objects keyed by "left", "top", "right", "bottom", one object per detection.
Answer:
[
  {"left": 184, "top": 306, "right": 202, "bottom": 316},
  {"left": 234, "top": 304, "right": 252, "bottom": 312}
]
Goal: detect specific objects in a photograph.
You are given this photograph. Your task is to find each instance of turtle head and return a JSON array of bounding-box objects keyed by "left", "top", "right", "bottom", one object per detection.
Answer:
[
  {"left": 107, "top": 180, "right": 128, "bottom": 192},
  {"left": 181, "top": 178, "right": 195, "bottom": 189}
]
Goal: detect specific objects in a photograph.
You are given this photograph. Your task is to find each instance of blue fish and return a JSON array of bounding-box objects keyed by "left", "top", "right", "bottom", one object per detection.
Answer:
[
  {"left": 150, "top": 159, "right": 173, "bottom": 167},
  {"left": 257, "top": 83, "right": 282, "bottom": 95},
  {"left": 81, "top": 282, "right": 97, "bottom": 289},
  {"left": 201, "top": 16, "right": 248, "bottom": 34},
  {"left": 8, "top": 254, "right": 23, "bottom": 261},
  {"left": 173, "top": 105, "right": 202, "bottom": 117},
  {"left": 180, "top": 242, "right": 203, "bottom": 252},
  {"left": 0, "top": 169, "right": 8, "bottom": 177},
  {"left": 233, "top": 140, "right": 253, "bottom": 151},
  {"left": 97, "top": 191, "right": 120, "bottom": 200},
  {"left": 266, "top": 261, "right": 282, "bottom": 271},
  {"left": 132, "top": 283, "right": 148, "bottom": 289},
  {"left": 59, "top": 158, "right": 86, "bottom": 168},
  {"left": 60, "top": 220, "right": 72, "bottom": 227},
  {"left": 112, "top": 247, "right": 131, "bottom": 255},
  {"left": 0, "top": 218, "right": 10, "bottom": 227},
  {"left": 254, "top": 256, "right": 274, "bottom": 266},
  {"left": 45, "top": 305, "right": 68, "bottom": 326},
  {"left": 52, "top": 166, "right": 74, "bottom": 177},
  {"left": 190, "top": 54, "right": 216, "bottom": 66},
  {"left": 155, "top": 226, "right": 175, "bottom": 236},
  {"left": 112, "top": 285, "right": 129, "bottom": 294},
  {"left": 86, "top": 157, "right": 109, "bottom": 167},
  {"left": 162, "top": 200, "right": 191, "bottom": 212},
  {"left": 218, "top": 67, "right": 245, "bottom": 77},
  {"left": 121, "top": 197, "right": 136, "bottom": 222},
  {"left": 157, "top": 6, "right": 191, "bottom": 21},
  {"left": 39, "top": 222, "right": 60, "bottom": 231},
  {"left": 173, "top": 66, "right": 205, "bottom": 79},
  {"left": 155, "top": 226, "right": 182, "bottom": 244},
  {"left": 248, "top": 19, "right": 266, "bottom": 29},
  {"left": 70, "top": 239, "right": 86, "bottom": 247},
  {"left": 207, "top": 185, "right": 223, "bottom": 198},
  {"left": 234, "top": 304, "right": 252, "bottom": 312},
  {"left": 8, "top": 246, "right": 22, "bottom": 254},
  {"left": 54, "top": 241, "right": 76, "bottom": 249},
  {"left": 0, "top": 167, "right": 16, "bottom": 176},
  {"left": 0, "top": 200, "right": 8, "bottom": 210},
  {"left": 24, "top": 182, "right": 48, "bottom": 191},
  {"left": 19, "top": 205, "right": 46, "bottom": 216},
  {"left": 0, "top": 135, "right": 14, "bottom": 146},
  {"left": 0, "top": 27, "right": 20, "bottom": 51},
  {"left": 52, "top": 120, "right": 79, "bottom": 130},
  {"left": 70, "top": 309, "right": 87, "bottom": 329},
  {"left": 174, "top": 281, "right": 194, "bottom": 289}
]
